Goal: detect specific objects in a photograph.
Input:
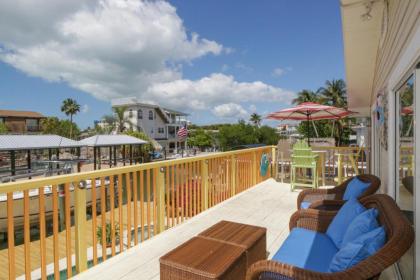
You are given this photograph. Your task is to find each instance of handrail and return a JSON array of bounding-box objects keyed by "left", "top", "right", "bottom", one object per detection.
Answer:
[
  {"left": 1, "top": 145, "right": 275, "bottom": 280},
  {"left": 0, "top": 146, "right": 275, "bottom": 193}
]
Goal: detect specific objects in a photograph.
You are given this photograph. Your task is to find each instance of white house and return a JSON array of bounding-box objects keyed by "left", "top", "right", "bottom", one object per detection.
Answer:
[
  {"left": 341, "top": 0, "right": 419, "bottom": 278},
  {"left": 111, "top": 97, "right": 189, "bottom": 152}
]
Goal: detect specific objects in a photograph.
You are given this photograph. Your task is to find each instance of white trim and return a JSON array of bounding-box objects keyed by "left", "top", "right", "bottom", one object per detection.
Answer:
[
  {"left": 414, "top": 65, "right": 420, "bottom": 279},
  {"left": 388, "top": 87, "right": 396, "bottom": 199}
]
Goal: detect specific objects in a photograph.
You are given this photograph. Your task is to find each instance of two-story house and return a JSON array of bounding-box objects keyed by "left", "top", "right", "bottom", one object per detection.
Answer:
[
  {"left": 0, "top": 110, "right": 45, "bottom": 134},
  {"left": 111, "top": 97, "right": 189, "bottom": 152}
]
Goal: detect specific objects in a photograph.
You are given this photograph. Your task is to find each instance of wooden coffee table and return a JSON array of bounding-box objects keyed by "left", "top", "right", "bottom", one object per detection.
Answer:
[
  {"left": 160, "top": 236, "right": 247, "bottom": 280},
  {"left": 198, "top": 220, "right": 267, "bottom": 268}
]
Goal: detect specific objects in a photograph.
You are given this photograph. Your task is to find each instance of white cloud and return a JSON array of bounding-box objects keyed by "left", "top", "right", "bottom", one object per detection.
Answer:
[
  {"left": 146, "top": 73, "right": 295, "bottom": 112},
  {"left": 0, "top": 0, "right": 224, "bottom": 100},
  {"left": 212, "top": 103, "right": 248, "bottom": 118},
  {"left": 82, "top": 104, "right": 89, "bottom": 113},
  {"left": 272, "top": 67, "right": 286, "bottom": 77},
  {"left": 0, "top": 0, "right": 296, "bottom": 121}
]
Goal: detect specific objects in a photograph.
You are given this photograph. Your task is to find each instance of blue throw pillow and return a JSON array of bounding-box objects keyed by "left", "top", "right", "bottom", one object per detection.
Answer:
[
  {"left": 342, "top": 208, "right": 379, "bottom": 247},
  {"left": 353, "top": 226, "right": 386, "bottom": 254},
  {"left": 328, "top": 227, "right": 386, "bottom": 272},
  {"left": 343, "top": 177, "right": 371, "bottom": 200},
  {"left": 326, "top": 198, "right": 366, "bottom": 248}
]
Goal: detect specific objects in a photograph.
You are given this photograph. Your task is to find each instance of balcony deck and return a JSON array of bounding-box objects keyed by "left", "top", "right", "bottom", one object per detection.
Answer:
[
  {"left": 72, "top": 179, "right": 296, "bottom": 280},
  {"left": 71, "top": 178, "right": 395, "bottom": 280}
]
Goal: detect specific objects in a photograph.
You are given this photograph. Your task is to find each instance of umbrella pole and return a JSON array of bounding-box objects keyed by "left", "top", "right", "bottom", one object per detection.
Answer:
[{"left": 307, "top": 114, "right": 310, "bottom": 145}]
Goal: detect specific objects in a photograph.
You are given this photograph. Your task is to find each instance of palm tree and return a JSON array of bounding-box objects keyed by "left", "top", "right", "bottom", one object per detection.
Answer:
[
  {"left": 61, "top": 98, "right": 80, "bottom": 138},
  {"left": 318, "top": 79, "right": 348, "bottom": 146},
  {"left": 292, "top": 90, "right": 319, "bottom": 105},
  {"left": 113, "top": 106, "right": 133, "bottom": 133},
  {"left": 249, "top": 113, "right": 262, "bottom": 127},
  {"left": 318, "top": 79, "right": 347, "bottom": 108}
]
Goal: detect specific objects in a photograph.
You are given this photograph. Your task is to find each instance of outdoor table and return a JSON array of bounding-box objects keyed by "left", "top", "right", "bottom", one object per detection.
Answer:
[
  {"left": 160, "top": 236, "right": 247, "bottom": 280},
  {"left": 198, "top": 220, "right": 267, "bottom": 268}
]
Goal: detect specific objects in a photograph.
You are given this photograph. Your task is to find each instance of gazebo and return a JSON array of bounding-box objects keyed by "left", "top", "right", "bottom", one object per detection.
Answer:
[
  {"left": 0, "top": 135, "right": 85, "bottom": 179},
  {"left": 79, "top": 135, "right": 148, "bottom": 170}
]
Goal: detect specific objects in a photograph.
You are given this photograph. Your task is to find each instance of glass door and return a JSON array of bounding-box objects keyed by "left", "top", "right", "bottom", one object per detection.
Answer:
[{"left": 396, "top": 74, "right": 415, "bottom": 279}]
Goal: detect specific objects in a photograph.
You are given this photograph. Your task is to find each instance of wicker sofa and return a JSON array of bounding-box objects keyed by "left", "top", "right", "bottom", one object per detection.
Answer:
[
  {"left": 297, "top": 174, "right": 381, "bottom": 210},
  {"left": 246, "top": 194, "right": 414, "bottom": 280}
]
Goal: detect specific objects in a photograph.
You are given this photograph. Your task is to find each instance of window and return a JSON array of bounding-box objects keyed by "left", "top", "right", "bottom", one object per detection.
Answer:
[
  {"left": 158, "top": 127, "right": 164, "bottom": 134},
  {"left": 26, "top": 119, "right": 38, "bottom": 131},
  {"left": 137, "top": 110, "right": 143, "bottom": 119},
  {"left": 395, "top": 74, "right": 415, "bottom": 279},
  {"left": 129, "top": 109, "right": 133, "bottom": 118},
  {"left": 149, "top": 110, "right": 153, "bottom": 120},
  {"left": 0, "top": 117, "right": 4, "bottom": 123}
]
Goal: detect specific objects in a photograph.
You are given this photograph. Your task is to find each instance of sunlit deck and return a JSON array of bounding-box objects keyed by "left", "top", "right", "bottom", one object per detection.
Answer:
[{"left": 72, "top": 179, "right": 297, "bottom": 280}]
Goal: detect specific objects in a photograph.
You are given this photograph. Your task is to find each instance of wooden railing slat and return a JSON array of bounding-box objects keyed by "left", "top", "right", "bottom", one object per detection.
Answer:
[
  {"left": 118, "top": 174, "right": 124, "bottom": 251},
  {"left": 126, "top": 172, "right": 132, "bottom": 248},
  {"left": 39, "top": 186, "right": 47, "bottom": 280},
  {"left": 91, "top": 178, "right": 98, "bottom": 265},
  {"left": 7, "top": 192, "right": 15, "bottom": 280},
  {"left": 100, "top": 177, "right": 107, "bottom": 260},
  {"left": 23, "top": 189, "right": 31, "bottom": 280},
  {"left": 109, "top": 175, "right": 116, "bottom": 256},
  {"left": 140, "top": 170, "right": 145, "bottom": 242},
  {"left": 146, "top": 169, "right": 151, "bottom": 239},
  {"left": 133, "top": 171, "right": 139, "bottom": 245},
  {"left": 64, "top": 183, "right": 72, "bottom": 278},
  {"left": 153, "top": 169, "right": 157, "bottom": 236},
  {"left": 52, "top": 186, "right": 59, "bottom": 280}
]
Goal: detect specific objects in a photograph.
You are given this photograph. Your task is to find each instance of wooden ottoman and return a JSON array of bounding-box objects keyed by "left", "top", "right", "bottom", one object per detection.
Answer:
[
  {"left": 160, "top": 236, "right": 247, "bottom": 280},
  {"left": 198, "top": 220, "right": 267, "bottom": 268}
]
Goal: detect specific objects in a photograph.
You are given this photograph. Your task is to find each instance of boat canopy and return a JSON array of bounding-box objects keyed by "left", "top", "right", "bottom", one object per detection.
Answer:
[
  {"left": 0, "top": 135, "right": 84, "bottom": 151},
  {"left": 79, "top": 135, "right": 147, "bottom": 147}
]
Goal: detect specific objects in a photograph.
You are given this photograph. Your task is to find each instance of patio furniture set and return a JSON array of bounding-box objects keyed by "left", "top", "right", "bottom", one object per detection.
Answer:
[{"left": 159, "top": 174, "right": 414, "bottom": 280}]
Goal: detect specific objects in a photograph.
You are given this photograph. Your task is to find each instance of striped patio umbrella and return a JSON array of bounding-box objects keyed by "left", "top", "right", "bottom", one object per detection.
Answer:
[{"left": 266, "top": 102, "right": 355, "bottom": 144}]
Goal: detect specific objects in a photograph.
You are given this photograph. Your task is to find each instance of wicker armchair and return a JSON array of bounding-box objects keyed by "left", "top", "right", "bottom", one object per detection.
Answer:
[
  {"left": 246, "top": 194, "right": 414, "bottom": 280},
  {"left": 297, "top": 174, "right": 380, "bottom": 210}
]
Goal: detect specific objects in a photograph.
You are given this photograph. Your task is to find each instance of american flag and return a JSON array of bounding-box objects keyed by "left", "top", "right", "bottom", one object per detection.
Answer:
[{"left": 177, "top": 125, "right": 188, "bottom": 138}]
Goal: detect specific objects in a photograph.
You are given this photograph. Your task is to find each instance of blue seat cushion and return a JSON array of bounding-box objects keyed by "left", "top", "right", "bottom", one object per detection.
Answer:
[
  {"left": 329, "top": 226, "right": 386, "bottom": 272},
  {"left": 342, "top": 208, "right": 379, "bottom": 247},
  {"left": 343, "top": 177, "right": 371, "bottom": 200},
  {"left": 272, "top": 228, "right": 338, "bottom": 273},
  {"left": 326, "top": 198, "right": 366, "bottom": 248},
  {"left": 300, "top": 201, "right": 311, "bottom": 209}
]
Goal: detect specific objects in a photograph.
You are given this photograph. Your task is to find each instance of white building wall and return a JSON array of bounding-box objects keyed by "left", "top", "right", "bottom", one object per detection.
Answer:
[
  {"left": 372, "top": 18, "right": 420, "bottom": 278},
  {"left": 123, "top": 105, "right": 167, "bottom": 139}
]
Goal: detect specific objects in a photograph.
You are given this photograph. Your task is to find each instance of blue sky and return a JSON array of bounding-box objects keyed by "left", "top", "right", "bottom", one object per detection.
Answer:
[{"left": 0, "top": 0, "right": 344, "bottom": 129}]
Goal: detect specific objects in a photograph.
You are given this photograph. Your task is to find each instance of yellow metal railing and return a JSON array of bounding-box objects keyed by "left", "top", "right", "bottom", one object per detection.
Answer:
[{"left": 0, "top": 146, "right": 274, "bottom": 280}]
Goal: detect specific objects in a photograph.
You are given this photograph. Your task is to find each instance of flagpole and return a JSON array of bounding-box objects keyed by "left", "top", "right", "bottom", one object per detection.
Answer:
[{"left": 184, "top": 122, "right": 188, "bottom": 155}]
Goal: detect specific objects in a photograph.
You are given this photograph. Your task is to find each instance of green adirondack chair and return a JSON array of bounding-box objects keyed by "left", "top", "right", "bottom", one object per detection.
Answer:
[{"left": 290, "top": 140, "right": 318, "bottom": 191}]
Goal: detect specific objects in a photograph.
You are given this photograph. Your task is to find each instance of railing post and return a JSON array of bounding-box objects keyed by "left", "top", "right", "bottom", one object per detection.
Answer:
[
  {"left": 252, "top": 152, "right": 257, "bottom": 185},
  {"left": 74, "top": 181, "right": 87, "bottom": 273},
  {"left": 156, "top": 167, "right": 166, "bottom": 234},
  {"left": 201, "top": 160, "right": 209, "bottom": 210},
  {"left": 271, "top": 146, "right": 277, "bottom": 179},
  {"left": 280, "top": 152, "right": 285, "bottom": 183},
  {"left": 231, "top": 155, "right": 237, "bottom": 196},
  {"left": 337, "top": 154, "right": 343, "bottom": 184}
]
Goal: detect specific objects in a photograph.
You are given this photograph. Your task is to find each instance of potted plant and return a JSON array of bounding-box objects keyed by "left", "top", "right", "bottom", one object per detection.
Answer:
[{"left": 97, "top": 223, "right": 119, "bottom": 247}]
